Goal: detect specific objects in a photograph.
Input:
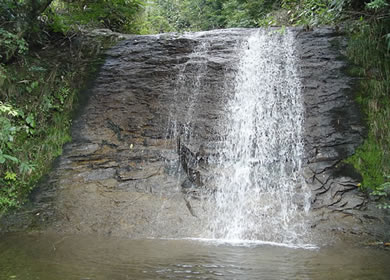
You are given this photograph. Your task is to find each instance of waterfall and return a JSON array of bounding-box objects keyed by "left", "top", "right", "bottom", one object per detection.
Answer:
[
  {"left": 165, "top": 29, "right": 310, "bottom": 244},
  {"left": 207, "top": 30, "right": 309, "bottom": 244}
]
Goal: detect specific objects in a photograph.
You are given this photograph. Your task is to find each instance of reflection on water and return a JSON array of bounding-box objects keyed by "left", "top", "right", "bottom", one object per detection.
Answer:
[{"left": 1, "top": 232, "right": 389, "bottom": 280}]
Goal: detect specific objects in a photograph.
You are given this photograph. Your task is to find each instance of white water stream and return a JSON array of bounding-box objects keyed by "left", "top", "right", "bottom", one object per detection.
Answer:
[
  {"left": 206, "top": 30, "right": 310, "bottom": 244},
  {"left": 167, "top": 29, "right": 311, "bottom": 245}
]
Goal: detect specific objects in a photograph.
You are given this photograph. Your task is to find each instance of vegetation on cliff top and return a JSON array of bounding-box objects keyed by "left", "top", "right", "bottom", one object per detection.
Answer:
[{"left": 1, "top": 0, "right": 389, "bottom": 213}]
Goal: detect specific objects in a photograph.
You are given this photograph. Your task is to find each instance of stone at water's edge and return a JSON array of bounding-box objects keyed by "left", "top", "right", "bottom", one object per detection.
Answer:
[{"left": 1, "top": 28, "right": 389, "bottom": 243}]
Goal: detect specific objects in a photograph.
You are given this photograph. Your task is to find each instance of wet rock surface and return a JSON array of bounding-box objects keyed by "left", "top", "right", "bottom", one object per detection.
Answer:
[
  {"left": 296, "top": 28, "right": 390, "bottom": 240},
  {"left": 1, "top": 28, "right": 389, "bottom": 242}
]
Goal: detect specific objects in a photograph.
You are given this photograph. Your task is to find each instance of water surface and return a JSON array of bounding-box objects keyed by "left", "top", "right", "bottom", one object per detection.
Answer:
[{"left": 1, "top": 232, "right": 389, "bottom": 280}]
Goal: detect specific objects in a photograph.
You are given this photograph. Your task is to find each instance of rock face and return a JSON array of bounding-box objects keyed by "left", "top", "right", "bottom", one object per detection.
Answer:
[
  {"left": 296, "top": 29, "right": 390, "bottom": 240},
  {"left": 1, "top": 27, "right": 389, "bottom": 242}
]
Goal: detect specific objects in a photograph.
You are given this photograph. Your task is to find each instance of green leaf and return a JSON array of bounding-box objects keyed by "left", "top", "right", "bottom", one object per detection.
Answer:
[
  {"left": 4, "top": 171, "right": 17, "bottom": 181},
  {"left": 19, "top": 161, "right": 35, "bottom": 175},
  {"left": 0, "top": 102, "right": 19, "bottom": 117},
  {"left": 30, "top": 81, "right": 39, "bottom": 89},
  {"left": 0, "top": 149, "right": 18, "bottom": 164},
  {"left": 385, "top": 33, "right": 390, "bottom": 52},
  {"left": 366, "top": 0, "right": 389, "bottom": 9},
  {"left": 3, "top": 154, "right": 19, "bottom": 163},
  {"left": 26, "top": 114, "right": 35, "bottom": 128}
]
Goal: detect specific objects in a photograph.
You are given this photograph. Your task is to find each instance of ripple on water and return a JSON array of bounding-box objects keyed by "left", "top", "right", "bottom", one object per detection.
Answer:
[{"left": 1, "top": 233, "right": 390, "bottom": 280}]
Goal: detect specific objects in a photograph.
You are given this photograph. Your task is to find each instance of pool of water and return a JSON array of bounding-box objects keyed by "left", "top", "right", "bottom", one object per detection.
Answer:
[{"left": 1, "top": 232, "right": 389, "bottom": 280}]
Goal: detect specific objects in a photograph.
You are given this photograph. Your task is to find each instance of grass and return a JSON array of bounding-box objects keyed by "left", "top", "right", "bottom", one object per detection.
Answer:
[{"left": 345, "top": 21, "right": 390, "bottom": 191}]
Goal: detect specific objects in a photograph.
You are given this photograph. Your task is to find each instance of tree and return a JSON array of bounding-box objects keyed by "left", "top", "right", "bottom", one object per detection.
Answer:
[{"left": 0, "top": 0, "right": 54, "bottom": 63}]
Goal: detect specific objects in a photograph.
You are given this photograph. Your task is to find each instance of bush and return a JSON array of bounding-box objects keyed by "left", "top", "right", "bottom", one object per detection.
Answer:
[
  {"left": 47, "top": 0, "right": 145, "bottom": 34},
  {"left": 0, "top": 28, "right": 28, "bottom": 63}
]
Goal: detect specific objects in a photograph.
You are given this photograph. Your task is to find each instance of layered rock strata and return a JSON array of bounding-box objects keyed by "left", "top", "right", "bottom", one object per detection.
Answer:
[{"left": 2, "top": 28, "right": 389, "bottom": 242}]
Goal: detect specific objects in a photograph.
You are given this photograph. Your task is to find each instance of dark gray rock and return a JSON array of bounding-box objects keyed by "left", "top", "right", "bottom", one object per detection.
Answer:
[
  {"left": 1, "top": 27, "right": 389, "bottom": 243},
  {"left": 296, "top": 27, "right": 390, "bottom": 240}
]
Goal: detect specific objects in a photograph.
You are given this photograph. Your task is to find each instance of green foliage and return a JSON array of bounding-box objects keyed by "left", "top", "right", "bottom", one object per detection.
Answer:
[
  {"left": 142, "top": 0, "right": 363, "bottom": 31},
  {"left": 140, "top": 0, "right": 220, "bottom": 33},
  {"left": 385, "top": 33, "right": 390, "bottom": 51},
  {"left": 177, "top": 0, "right": 226, "bottom": 30},
  {"left": 0, "top": 102, "right": 20, "bottom": 165},
  {"left": 277, "top": 0, "right": 345, "bottom": 26},
  {"left": 371, "top": 180, "right": 390, "bottom": 209},
  {"left": 366, "top": 0, "right": 389, "bottom": 10},
  {"left": 222, "top": 0, "right": 261, "bottom": 27},
  {"left": 0, "top": 0, "right": 131, "bottom": 215},
  {"left": 346, "top": 137, "right": 385, "bottom": 189},
  {"left": 137, "top": 0, "right": 183, "bottom": 34},
  {"left": 365, "top": 0, "right": 390, "bottom": 52},
  {"left": 141, "top": 0, "right": 388, "bottom": 32},
  {"left": 4, "top": 171, "right": 17, "bottom": 181},
  {"left": 0, "top": 0, "right": 22, "bottom": 28},
  {"left": 0, "top": 36, "right": 109, "bottom": 213},
  {"left": 0, "top": 28, "right": 28, "bottom": 63},
  {"left": 345, "top": 19, "right": 390, "bottom": 200},
  {"left": 47, "top": 0, "right": 145, "bottom": 34},
  {"left": 141, "top": 0, "right": 277, "bottom": 33}
]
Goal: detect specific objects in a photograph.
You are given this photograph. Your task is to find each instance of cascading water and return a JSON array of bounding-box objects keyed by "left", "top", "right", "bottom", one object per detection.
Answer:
[
  {"left": 207, "top": 30, "right": 310, "bottom": 244},
  {"left": 164, "top": 29, "right": 311, "bottom": 245},
  {"left": 167, "top": 40, "right": 210, "bottom": 144}
]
